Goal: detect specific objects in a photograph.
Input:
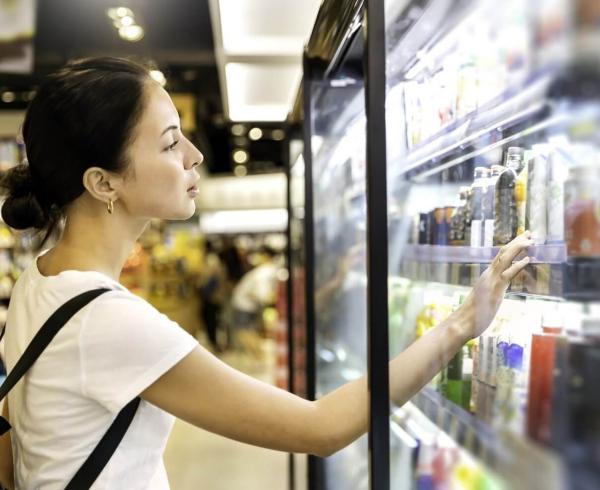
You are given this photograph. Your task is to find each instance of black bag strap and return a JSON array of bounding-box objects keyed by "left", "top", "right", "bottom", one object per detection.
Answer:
[
  {"left": 66, "top": 397, "right": 141, "bottom": 490},
  {"left": 0, "top": 288, "right": 141, "bottom": 489}
]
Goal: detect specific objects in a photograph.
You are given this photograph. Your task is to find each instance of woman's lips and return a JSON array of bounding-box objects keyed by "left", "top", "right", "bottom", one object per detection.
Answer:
[{"left": 187, "top": 186, "right": 199, "bottom": 197}]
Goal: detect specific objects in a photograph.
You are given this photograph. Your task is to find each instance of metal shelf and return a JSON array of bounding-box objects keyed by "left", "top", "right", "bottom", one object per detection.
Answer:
[
  {"left": 402, "top": 243, "right": 566, "bottom": 265},
  {"left": 398, "top": 244, "right": 567, "bottom": 297}
]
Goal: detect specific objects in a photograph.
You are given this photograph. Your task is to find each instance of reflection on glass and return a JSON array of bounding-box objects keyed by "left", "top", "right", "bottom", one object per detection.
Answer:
[{"left": 310, "top": 81, "right": 368, "bottom": 490}]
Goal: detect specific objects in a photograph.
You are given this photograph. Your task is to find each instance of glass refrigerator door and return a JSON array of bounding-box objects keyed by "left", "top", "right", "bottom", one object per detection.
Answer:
[
  {"left": 308, "top": 80, "right": 369, "bottom": 490},
  {"left": 384, "top": 0, "right": 600, "bottom": 489}
]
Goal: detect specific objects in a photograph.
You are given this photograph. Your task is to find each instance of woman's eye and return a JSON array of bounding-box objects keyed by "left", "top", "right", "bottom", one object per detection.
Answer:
[{"left": 166, "top": 140, "right": 179, "bottom": 151}]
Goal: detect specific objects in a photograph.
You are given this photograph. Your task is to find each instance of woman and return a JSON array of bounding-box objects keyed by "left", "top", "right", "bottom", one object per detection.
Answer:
[{"left": 0, "top": 57, "right": 532, "bottom": 489}]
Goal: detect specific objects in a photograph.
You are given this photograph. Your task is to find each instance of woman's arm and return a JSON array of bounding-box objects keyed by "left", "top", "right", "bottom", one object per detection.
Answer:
[
  {"left": 142, "top": 233, "right": 532, "bottom": 457},
  {"left": 0, "top": 401, "right": 14, "bottom": 490}
]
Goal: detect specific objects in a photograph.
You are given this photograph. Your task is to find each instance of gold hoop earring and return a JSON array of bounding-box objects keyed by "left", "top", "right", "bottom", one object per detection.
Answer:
[{"left": 107, "top": 199, "right": 114, "bottom": 215}]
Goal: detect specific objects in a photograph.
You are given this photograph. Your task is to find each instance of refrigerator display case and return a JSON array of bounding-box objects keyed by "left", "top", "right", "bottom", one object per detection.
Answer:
[{"left": 383, "top": 0, "right": 600, "bottom": 489}]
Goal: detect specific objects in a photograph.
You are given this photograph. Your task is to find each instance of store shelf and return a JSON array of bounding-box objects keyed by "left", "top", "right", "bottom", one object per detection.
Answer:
[
  {"left": 398, "top": 245, "right": 600, "bottom": 300},
  {"left": 389, "top": 74, "right": 600, "bottom": 182},
  {"left": 402, "top": 243, "right": 566, "bottom": 265},
  {"left": 392, "top": 75, "right": 552, "bottom": 180},
  {"left": 399, "top": 244, "right": 566, "bottom": 297},
  {"left": 394, "top": 386, "right": 566, "bottom": 490}
]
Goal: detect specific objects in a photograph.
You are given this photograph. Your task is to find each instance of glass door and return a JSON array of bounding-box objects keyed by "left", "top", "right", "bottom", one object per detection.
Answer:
[{"left": 383, "top": 0, "right": 600, "bottom": 488}]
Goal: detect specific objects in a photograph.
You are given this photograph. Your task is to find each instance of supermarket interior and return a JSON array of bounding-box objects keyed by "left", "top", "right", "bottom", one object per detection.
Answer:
[{"left": 1, "top": 0, "right": 600, "bottom": 489}]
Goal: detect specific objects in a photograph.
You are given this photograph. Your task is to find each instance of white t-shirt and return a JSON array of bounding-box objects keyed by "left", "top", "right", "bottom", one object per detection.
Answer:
[
  {"left": 4, "top": 254, "right": 198, "bottom": 489},
  {"left": 231, "top": 263, "right": 278, "bottom": 313}
]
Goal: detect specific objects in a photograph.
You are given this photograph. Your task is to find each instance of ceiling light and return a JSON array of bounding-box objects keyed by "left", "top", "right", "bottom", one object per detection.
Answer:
[
  {"left": 116, "top": 7, "right": 133, "bottom": 18},
  {"left": 231, "top": 124, "right": 246, "bottom": 136},
  {"left": 248, "top": 128, "right": 263, "bottom": 141},
  {"left": 234, "top": 165, "right": 248, "bottom": 177},
  {"left": 216, "top": 0, "right": 321, "bottom": 56},
  {"left": 115, "top": 15, "right": 135, "bottom": 27},
  {"left": 225, "top": 63, "right": 301, "bottom": 121},
  {"left": 271, "top": 129, "right": 285, "bottom": 141},
  {"left": 119, "top": 24, "right": 144, "bottom": 42},
  {"left": 107, "top": 7, "right": 133, "bottom": 20},
  {"left": 1, "top": 92, "right": 15, "bottom": 103},
  {"left": 233, "top": 149, "right": 249, "bottom": 164},
  {"left": 199, "top": 208, "right": 288, "bottom": 234},
  {"left": 149, "top": 70, "right": 167, "bottom": 87}
]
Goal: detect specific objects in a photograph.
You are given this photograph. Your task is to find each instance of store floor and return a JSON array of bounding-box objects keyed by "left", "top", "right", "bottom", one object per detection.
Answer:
[{"left": 163, "top": 337, "right": 289, "bottom": 490}]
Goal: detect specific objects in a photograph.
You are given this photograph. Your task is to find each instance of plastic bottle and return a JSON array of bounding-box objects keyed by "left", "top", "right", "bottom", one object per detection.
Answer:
[
  {"left": 484, "top": 165, "right": 504, "bottom": 247},
  {"left": 470, "top": 167, "right": 490, "bottom": 248},
  {"left": 515, "top": 156, "right": 529, "bottom": 236},
  {"left": 494, "top": 147, "right": 525, "bottom": 245},
  {"left": 450, "top": 187, "right": 470, "bottom": 245},
  {"left": 526, "top": 145, "right": 550, "bottom": 245},
  {"left": 564, "top": 147, "right": 600, "bottom": 257},
  {"left": 527, "top": 312, "right": 563, "bottom": 444}
]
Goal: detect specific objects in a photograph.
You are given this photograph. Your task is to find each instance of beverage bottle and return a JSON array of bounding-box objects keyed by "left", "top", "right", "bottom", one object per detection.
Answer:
[
  {"left": 494, "top": 147, "right": 525, "bottom": 245},
  {"left": 526, "top": 145, "right": 549, "bottom": 245},
  {"left": 484, "top": 165, "right": 504, "bottom": 247},
  {"left": 515, "top": 157, "right": 529, "bottom": 236},
  {"left": 450, "top": 187, "right": 470, "bottom": 245},
  {"left": 527, "top": 314, "right": 563, "bottom": 444},
  {"left": 469, "top": 167, "right": 490, "bottom": 248}
]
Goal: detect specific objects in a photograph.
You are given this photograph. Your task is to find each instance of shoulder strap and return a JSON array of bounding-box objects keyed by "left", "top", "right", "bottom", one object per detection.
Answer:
[
  {"left": 65, "top": 396, "right": 141, "bottom": 490},
  {"left": 0, "top": 288, "right": 142, "bottom": 489},
  {"left": 0, "top": 288, "right": 111, "bottom": 423}
]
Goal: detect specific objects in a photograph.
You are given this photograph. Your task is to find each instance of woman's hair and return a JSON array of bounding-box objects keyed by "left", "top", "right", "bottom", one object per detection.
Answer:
[{"left": 0, "top": 57, "right": 151, "bottom": 237}]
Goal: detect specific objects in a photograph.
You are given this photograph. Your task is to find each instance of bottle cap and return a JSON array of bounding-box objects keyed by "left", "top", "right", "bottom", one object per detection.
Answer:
[
  {"left": 507, "top": 147, "right": 525, "bottom": 157},
  {"left": 506, "top": 344, "right": 524, "bottom": 370}
]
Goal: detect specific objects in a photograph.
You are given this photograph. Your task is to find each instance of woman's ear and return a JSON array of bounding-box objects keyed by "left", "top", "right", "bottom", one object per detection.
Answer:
[{"left": 82, "top": 167, "right": 120, "bottom": 203}]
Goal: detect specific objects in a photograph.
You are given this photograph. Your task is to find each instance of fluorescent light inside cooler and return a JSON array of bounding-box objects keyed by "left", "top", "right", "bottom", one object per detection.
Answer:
[
  {"left": 225, "top": 63, "right": 301, "bottom": 121},
  {"left": 217, "top": 0, "right": 320, "bottom": 56},
  {"left": 199, "top": 208, "right": 288, "bottom": 234}
]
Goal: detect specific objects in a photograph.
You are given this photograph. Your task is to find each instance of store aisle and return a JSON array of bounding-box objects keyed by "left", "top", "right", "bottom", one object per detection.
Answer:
[{"left": 163, "top": 341, "right": 288, "bottom": 490}]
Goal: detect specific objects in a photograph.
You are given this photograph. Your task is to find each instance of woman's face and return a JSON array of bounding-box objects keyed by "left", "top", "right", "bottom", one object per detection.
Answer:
[{"left": 118, "top": 81, "right": 202, "bottom": 221}]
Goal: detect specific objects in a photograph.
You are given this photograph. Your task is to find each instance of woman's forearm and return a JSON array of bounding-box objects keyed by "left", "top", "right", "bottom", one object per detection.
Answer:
[
  {"left": 313, "top": 299, "right": 473, "bottom": 456},
  {"left": 389, "top": 297, "right": 472, "bottom": 406}
]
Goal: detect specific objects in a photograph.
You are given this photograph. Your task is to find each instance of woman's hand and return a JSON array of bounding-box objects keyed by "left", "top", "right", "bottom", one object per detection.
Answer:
[{"left": 461, "top": 231, "right": 534, "bottom": 340}]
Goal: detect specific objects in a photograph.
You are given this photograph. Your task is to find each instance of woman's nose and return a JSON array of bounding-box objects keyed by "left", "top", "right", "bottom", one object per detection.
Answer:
[{"left": 186, "top": 147, "right": 204, "bottom": 169}]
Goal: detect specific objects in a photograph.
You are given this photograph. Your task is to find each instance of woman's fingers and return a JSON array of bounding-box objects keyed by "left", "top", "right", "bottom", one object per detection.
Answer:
[
  {"left": 494, "top": 232, "right": 534, "bottom": 271},
  {"left": 500, "top": 255, "right": 531, "bottom": 282}
]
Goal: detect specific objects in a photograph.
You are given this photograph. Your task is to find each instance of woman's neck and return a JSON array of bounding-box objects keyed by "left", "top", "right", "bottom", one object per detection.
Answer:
[{"left": 38, "top": 196, "right": 148, "bottom": 281}]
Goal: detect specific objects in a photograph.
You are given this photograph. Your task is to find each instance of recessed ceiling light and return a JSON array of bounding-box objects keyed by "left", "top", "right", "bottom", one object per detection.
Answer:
[
  {"left": 115, "top": 15, "right": 135, "bottom": 27},
  {"left": 1, "top": 92, "right": 15, "bottom": 103},
  {"left": 119, "top": 24, "right": 144, "bottom": 42},
  {"left": 234, "top": 165, "right": 248, "bottom": 177},
  {"left": 232, "top": 149, "right": 249, "bottom": 164},
  {"left": 107, "top": 7, "right": 133, "bottom": 20},
  {"left": 116, "top": 7, "right": 133, "bottom": 18},
  {"left": 271, "top": 129, "right": 285, "bottom": 141},
  {"left": 230, "top": 124, "right": 246, "bottom": 136},
  {"left": 149, "top": 70, "right": 167, "bottom": 87},
  {"left": 248, "top": 128, "right": 263, "bottom": 141}
]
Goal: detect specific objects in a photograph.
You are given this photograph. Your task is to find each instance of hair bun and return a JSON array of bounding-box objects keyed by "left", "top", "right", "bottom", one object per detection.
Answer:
[{"left": 0, "top": 164, "right": 48, "bottom": 230}]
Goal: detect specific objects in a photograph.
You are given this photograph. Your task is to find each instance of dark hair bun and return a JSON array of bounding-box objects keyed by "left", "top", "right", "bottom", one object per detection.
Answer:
[{"left": 1, "top": 165, "right": 47, "bottom": 230}]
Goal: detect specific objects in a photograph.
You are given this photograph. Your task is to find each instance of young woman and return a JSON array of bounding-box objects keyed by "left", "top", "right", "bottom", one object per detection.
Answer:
[{"left": 0, "top": 57, "right": 532, "bottom": 489}]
